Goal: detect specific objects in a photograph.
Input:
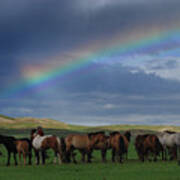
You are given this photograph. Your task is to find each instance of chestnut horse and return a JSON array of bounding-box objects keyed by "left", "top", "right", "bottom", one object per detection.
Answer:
[
  {"left": 31, "top": 129, "right": 65, "bottom": 165},
  {"left": 109, "top": 132, "right": 126, "bottom": 163},
  {"left": 65, "top": 132, "right": 105, "bottom": 163},
  {"left": 0, "top": 135, "right": 32, "bottom": 166}
]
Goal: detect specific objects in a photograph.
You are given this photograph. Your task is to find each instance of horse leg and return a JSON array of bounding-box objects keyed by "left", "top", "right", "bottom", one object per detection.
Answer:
[
  {"left": 28, "top": 150, "right": 32, "bottom": 165},
  {"left": 53, "top": 152, "right": 57, "bottom": 164},
  {"left": 178, "top": 145, "right": 180, "bottom": 166},
  {"left": 87, "top": 151, "right": 92, "bottom": 163},
  {"left": 118, "top": 152, "right": 123, "bottom": 164},
  {"left": 66, "top": 145, "right": 72, "bottom": 163},
  {"left": 13, "top": 152, "right": 17, "bottom": 166},
  {"left": 41, "top": 150, "right": 46, "bottom": 165},
  {"left": 79, "top": 150, "right": 86, "bottom": 163},
  {"left": 101, "top": 149, "right": 107, "bottom": 163},
  {"left": 35, "top": 151, "right": 40, "bottom": 165},
  {"left": 161, "top": 148, "right": 164, "bottom": 161},
  {"left": 71, "top": 150, "right": 77, "bottom": 164},
  {"left": 18, "top": 152, "right": 22, "bottom": 165},
  {"left": 57, "top": 152, "right": 62, "bottom": 164},
  {"left": 112, "top": 148, "right": 115, "bottom": 162},
  {"left": 23, "top": 151, "right": 26, "bottom": 166},
  {"left": 7, "top": 151, "right": 11, "bottom": 166},
  {"left": 164, "top": 147, "right": 167, "bottom": 161}
]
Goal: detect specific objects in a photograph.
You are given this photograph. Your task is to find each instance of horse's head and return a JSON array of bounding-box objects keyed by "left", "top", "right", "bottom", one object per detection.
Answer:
[
  {"left": 37, "top": 126, "right": 44, "bottom": 136},
  {"left": 124, "top": 131, "right": 131, "bottom": 142},
  {"left": 30, "top": 129, "right": 37, "bottom": 141},
  {"left": 88, "top": 131, "right": 106, "bottom": 147},
  {"left": 110, "top": 131, "right": 120, "bottom": 137}
]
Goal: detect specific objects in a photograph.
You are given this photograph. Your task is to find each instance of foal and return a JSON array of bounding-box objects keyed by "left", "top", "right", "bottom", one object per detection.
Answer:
[{"left": 15, "top": 138, "right": 32, "bottom": 165}]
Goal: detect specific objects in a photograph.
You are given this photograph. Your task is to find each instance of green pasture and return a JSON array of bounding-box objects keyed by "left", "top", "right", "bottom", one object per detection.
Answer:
[{"left": 0, "top": 128, "right": 180, "bottom": 180}]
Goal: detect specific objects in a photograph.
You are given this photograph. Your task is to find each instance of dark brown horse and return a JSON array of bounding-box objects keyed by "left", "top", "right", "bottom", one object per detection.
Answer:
[
  {"left": 109, "top": 132, "right": 126, "bottom": 163},
  {"left": 31, "top": 129, "right": 66, "bottom": 165},
  {"left": 65, "top": 132, "right": 105, "bottom": 163},
  {"left": 135, "top": 134, "right": 150, "bottom": 161},
  {"left": 135, "top": 134, "right": 163, "bottom": 162}
]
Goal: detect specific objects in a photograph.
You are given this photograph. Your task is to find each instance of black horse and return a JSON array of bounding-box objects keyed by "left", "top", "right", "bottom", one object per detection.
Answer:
[
  {"left": 0, "top": 135, "right": 32, "bottom": 166},
  {"left": 0, "top": 135, "right": 18, "bottom": 166}
]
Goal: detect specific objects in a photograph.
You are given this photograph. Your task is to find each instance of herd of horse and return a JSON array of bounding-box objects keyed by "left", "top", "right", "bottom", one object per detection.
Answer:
[{"left": 0, "top": 127, "right": 180, "bottom": 166}]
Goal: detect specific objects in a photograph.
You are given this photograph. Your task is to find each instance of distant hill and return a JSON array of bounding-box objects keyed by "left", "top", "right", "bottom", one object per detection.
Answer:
[
  {"left": 0, "top": 114, "right": 180, "bottom": 132},
  {"left": 0, "top": 114, "right": 68, "bottom": 129}
]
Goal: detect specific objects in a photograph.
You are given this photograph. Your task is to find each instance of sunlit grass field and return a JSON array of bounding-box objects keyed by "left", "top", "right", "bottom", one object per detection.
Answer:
[{"left": 0, "top": 128, "right": 180, "bottom": 180}]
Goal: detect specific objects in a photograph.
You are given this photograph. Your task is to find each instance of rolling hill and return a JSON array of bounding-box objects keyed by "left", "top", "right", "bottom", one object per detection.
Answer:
[{"left": 0, "top": 114, "right": 180, "bottom": 132}]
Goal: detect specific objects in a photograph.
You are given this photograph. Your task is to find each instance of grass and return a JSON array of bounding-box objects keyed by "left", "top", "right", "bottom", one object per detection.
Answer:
[
  {"left": 0, "top": 129, "right": 180, "bottom": 180},
  {"left": 0, "top": 161, "right": 179, "bottom": 180}
]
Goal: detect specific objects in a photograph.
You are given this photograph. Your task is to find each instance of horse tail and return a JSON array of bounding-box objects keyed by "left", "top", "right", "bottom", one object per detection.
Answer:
[
  {"left": 56, "top": 136, "right": 66, "bottom": 163},
  {"left": 60, "top": 137, "right": 66, "bottom": 153},
  {"left": 155, "top": 136, "right": 163, "bottom": 155},
  {"left": 118, "top": 136, "right": 125, "bottom": 163},
  {"left": 119, "top": 136, "right": 125, "bottom": 155}
]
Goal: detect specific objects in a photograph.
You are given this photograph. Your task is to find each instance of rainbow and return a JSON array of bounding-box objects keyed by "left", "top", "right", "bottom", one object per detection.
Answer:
[{"left": 1, "top": 26, "right": 180, "bottom": 98}]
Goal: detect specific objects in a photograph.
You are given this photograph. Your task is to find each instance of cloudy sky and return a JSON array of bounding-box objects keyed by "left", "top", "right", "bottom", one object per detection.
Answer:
[{"left": 1, "top": 0, "right": 180, "bottom": 126}]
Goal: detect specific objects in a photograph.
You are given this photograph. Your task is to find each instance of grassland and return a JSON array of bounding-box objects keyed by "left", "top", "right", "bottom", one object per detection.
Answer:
[{"left": 0, "top": 128, "right": 180, "bottom": 180}]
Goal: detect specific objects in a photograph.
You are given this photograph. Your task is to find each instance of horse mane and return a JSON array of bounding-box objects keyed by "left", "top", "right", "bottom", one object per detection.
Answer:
[
  {"left": 110, "top": 131, "right": 120, "bottom": 136},
  {"left": 164, "top": 130, "right": 176, "bottom": 134},
  {"left": 124, "top": 131, "right": 131, "bottom": 142},
  {"left": 31, "top": 129, "right": 37, "bottom": 135},
  {"left": 0, "top": 134, "right": 16, "bottom": 141},
  {"left": 88, "top": 131, "right": 105, "bottom": 138}
]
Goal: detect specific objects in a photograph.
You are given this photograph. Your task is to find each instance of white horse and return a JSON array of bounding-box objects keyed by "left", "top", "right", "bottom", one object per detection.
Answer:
[{"left": 157, "top": 132, "right": 180, "bottom": 163}]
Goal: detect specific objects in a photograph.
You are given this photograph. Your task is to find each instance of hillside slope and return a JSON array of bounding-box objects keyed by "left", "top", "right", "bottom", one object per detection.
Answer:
[
  {"left": 0, "top": 114, "right": 180, "bottom": 132},
  {"left": 0, "top": 115, "right": 68, "bottom": 129}
]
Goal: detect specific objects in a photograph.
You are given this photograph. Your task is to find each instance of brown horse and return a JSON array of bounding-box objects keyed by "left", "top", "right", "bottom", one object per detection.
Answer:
[
  {"left": 65, "top": 132, "right": 104, "bottom": 163},
  {"left": 109, "top": 132, "right": 126, "bottom": 163},
  {"left": 89, "top": 132, "right": 109, "bottom": 162},
  {"left": 15, "top": 138, "right": 32, "bottom": 165},
  {"left": 31, "top": 129, "right": 66, "bottom": 165},
  {"left": 135, "top": 134, "right": 163, "bottom": 162}
]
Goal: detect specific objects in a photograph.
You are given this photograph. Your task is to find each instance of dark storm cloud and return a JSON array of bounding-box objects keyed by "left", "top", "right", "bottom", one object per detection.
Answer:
[{"left": 0, "top": 0, "right": 180, "bottom": 57}]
